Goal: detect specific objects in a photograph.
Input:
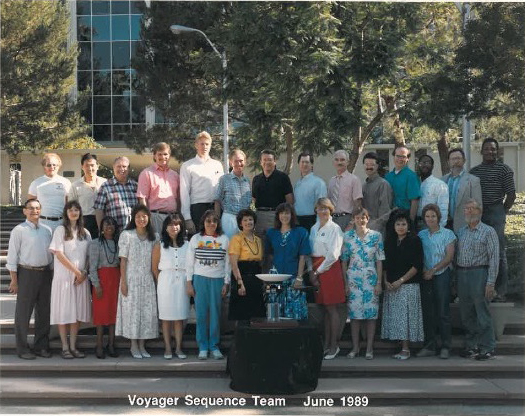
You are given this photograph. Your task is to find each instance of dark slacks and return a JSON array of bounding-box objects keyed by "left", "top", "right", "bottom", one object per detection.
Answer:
[
  {"left": 482, "top": 203, "right": 508, "bottom": 297},
  {"left": 83, "top": 214, "right": 99, "bottom": 239},
  {"left": 15, "top": 267, "right": 52, "bottom": 355},
  {"left": 420, "top": 268, "right": 452, "bottom": 350},
  {"left": 190, "top": 203, "right": 215, "bottom": 232}
]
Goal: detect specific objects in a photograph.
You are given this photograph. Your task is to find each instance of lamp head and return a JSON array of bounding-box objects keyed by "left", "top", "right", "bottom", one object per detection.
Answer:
[{"left": 170, "top": 24, "right": 195, "bottom": 35}]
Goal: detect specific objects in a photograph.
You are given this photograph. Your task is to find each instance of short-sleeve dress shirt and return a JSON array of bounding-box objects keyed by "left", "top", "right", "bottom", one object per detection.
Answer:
[
  {"left": 215, "top": 173, "right": 251, "bottom": 215},
  {"left": 418, "top": 175, "right": 449, "bottom": 227},
  {"left": 418, "top": 227, "right": 456, "bottom": 275},
  {"left": 69, "top": 176, "right": 107, "bottom": 216},
  {"left": 327, "top": 171, "right": 363, "bottom": 214},
  {"left": 94, "top": 177, "right": 138, "bottom": 230},
  {"left": 137, "top": 164, "right": 180, "bottom": 212}
]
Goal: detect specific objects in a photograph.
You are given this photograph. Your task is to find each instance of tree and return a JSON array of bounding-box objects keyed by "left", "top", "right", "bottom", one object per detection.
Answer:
[{"left": 1, "top": 0, "right": 88, "bottom": 155}]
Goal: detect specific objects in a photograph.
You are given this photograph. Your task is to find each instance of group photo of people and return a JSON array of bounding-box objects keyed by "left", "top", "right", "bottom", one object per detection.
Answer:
[{"left": 6, "top": 131, "right": 516, "bottom": 363}]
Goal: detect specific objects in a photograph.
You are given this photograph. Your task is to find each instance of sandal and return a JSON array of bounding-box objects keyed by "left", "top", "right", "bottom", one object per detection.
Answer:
[
  {"left": 392, "top": 349, "right": 410, "bottom": 360},
  {"left": 365, "top": 350, "right": 374, "bottom": 360},
  {"left": 61, "top": 349, "right": 74, "bottom": 359},
  {"left": 70, "top": 349, "right": 85, "bottom": 358},
  {"left": 347, "top": 349, "right": 360, "bottom": 359}
]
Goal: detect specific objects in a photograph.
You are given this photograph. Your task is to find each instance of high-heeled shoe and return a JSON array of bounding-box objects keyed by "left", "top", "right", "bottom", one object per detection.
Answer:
[
  {"left": 95, "top": 347, "right": 106, "bottom": 359},
  {"left": 140, "top": 348, "right": 151, "bottom": 358},
  {"left": 347, "top": 349, "right": 360, "bottom": 359},
  {"left": 130, "top": 348, "right": 142, "bottom": 359},
  {"left": 106, "top": 345, "right": 119, "bottom": 358},
  {"left": 365, "top": 350, "right": 374, "bottom": 360}
]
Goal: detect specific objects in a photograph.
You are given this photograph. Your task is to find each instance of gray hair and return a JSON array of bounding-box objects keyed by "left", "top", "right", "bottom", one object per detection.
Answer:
[{"left": 333, "top": 149, "right": 349, "bottom": 160}]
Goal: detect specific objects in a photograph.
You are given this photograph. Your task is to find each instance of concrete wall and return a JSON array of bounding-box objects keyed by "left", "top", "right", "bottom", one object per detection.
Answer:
[{"left": 2, "top": 142, "right": 523, "bottom": 206}]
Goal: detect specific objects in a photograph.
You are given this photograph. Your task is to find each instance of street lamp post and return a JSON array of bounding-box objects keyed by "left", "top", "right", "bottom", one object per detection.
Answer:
[{"left": 170, "top": 24, "right": 229, "bottom": 171}]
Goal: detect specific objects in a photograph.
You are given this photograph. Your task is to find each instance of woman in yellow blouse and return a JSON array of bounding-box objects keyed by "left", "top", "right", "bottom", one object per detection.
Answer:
[{"left": 228, "top": 209, "right": 265, "bottom": 321}]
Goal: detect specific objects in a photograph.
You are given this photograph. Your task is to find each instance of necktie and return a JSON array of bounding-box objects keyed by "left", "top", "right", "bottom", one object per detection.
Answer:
[{"left": 331, "top": 175, "right": 341, "bottom": 206}]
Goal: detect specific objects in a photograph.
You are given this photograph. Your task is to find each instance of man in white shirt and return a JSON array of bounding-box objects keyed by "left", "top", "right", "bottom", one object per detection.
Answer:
[
  {"left": 6, "top": 199, "right": 53, "bottom": 359},
  {"left": 28, "top": 153, "right": 71, "bottom": 232},
  {"left": 69, "top": 153, "right": 107, "bottom": 238},
  {"left": 180, "top": 131, "right": 224, "bottom": 235},
  {"left": 417, "top": 154, "right": 449, "bottom": 230}
]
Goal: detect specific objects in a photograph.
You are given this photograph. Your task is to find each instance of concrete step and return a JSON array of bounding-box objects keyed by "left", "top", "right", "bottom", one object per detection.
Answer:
[{"left": 1, "top": 374, "right": 523, "bottom": 404}]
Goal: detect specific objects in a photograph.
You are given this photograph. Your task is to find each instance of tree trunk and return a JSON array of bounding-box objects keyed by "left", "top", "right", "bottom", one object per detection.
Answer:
[
  {"left": 437, "top": 131, "right": 450, "bottom": 176},
  {"left": 282, "top": 123, "right": 294, "bottom": 175}
]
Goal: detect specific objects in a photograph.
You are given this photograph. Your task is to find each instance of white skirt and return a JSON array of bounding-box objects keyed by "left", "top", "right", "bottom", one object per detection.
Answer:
[{"left": 157, "top": 269, "right": 190, "bottom": 320}]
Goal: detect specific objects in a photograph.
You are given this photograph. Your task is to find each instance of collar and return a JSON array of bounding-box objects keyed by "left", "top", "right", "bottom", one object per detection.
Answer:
[
  {"left": 450, "top": 168, "right": 465, "bottom": 178},
  {"left": 195, "top": 154, "right": 210, "bottom": 163},
  {"left": 467, "top": 221, "right": 483, "bottom": 231},
  {"left": 366, "top": 173, "right": 380, "bottom": 183},
  {"left": 300, "top": 172, "right": 313, "bottom": 180},
  {"left": 24, "top": 219, "right": 39, "bottom": 229},
  {"left": 230, "top": 171, "right": 246, "bottom": 180},
  {"left": 110, "top": 176, "right": 131, "bottom": 186},
  {"left": 154, "top": 163, "right": 170, "bottom": 172},
  {"left": 393, "top": 165, "right": 409, "bottom": 174},
  {"left": 335, "top": 170, "right": 349, "bottom": 178},
  {"left": 262, "top": 168, "right": 276, "bottom": 178}
]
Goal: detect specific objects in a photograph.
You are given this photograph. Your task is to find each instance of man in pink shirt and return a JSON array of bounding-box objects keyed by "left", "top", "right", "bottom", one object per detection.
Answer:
[
  {"left": 137, "top": 142, "right": 180, "bottom": 233},
  {"left": 328, "top": 149, "right": 363, "bottom": 231}
]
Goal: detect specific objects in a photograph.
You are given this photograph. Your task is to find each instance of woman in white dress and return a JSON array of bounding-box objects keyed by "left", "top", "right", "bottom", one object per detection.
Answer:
[
  {"left": 152, "top": 213, "right": 190, "bottom": 360},
  {"left": 49, "top": 200, "right": 91, "bottom": 359},
  {"left": 116, "top": 204, "right": 159, "bottom": 359}
]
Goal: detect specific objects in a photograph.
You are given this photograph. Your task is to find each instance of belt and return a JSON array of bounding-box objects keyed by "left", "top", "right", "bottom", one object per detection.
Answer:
[
  {"left": 40, "top": 215, "right": 62, "bottom": 221},
  {"left": 257, "top": 207, "right": 276, "bottom": 212},
  {"left": 333, "top": 212, "right": 350, "bottom": 218},
  {"left": 457, "top": 265, "right": 489, "bottom": 270},
  {"left": 19, "top": 264, "right": 51, "bottom": 271},
  {"left": 150, "top": 210, "right": 171, "bottom": 215}
]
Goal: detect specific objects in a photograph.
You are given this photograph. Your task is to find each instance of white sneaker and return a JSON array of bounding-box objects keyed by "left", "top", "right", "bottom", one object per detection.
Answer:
[
  {"left": 210, "top": 349, "right": 224, "bottom": 360},
  {"left": 198, "top": 350, "right": 208, "bottom": 360}
]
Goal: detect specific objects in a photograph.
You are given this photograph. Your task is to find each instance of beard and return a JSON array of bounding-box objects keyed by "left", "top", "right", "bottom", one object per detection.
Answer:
[{"left": 465, "top": 213, "right": 482, "bottom": 224}]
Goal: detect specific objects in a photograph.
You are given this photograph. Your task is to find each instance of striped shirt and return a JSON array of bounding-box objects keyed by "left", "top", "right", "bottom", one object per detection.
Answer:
[
  {"left": 215, "top": 172, "right": 251, "bottom": 215},
  {"left": 418, "top": 227, "right": 456, "bottom": 275},
  {"left": 456, "top": 221, "right": 499, "bottom": 285},
  {"left": 94, "top": 177, "right": 138, "bottom": 230},
  {"left": 470, "top": 162, "right": 515, "bottom": 206}
]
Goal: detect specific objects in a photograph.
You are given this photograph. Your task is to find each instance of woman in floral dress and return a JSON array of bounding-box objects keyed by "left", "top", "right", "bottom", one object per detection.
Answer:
[
  {"left": 265, "top": 203, "right": 311, "bottom": 320},
  {"left": 341, "top": 207, "right": 385, "bottom": 360}
]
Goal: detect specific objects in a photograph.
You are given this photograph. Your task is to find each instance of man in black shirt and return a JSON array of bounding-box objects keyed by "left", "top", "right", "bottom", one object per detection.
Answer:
[
  {"left": 252, "top": 149, "right": 294, "bottom": 242},
  {"left": 470, "top": 138, "right": 516, "bottom": 301}
]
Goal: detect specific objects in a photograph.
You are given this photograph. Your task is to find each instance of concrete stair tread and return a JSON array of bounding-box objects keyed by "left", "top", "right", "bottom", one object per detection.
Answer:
[
  {"left": 1, "top": 375, "right": 523, "bottom": 401},
  {"left": 1, "top": 353, "right": 523, "bottom": 374}
]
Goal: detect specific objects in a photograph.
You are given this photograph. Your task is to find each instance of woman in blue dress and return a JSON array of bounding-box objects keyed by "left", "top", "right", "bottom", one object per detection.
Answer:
[{"left": 265, "top": 203, "right": 311, "bottom": 320}]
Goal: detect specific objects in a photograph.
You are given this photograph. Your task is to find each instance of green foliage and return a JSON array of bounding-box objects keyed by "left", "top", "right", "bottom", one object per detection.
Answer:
[{"left": 0, "top": 0, "right": 88, "bottom": 155}]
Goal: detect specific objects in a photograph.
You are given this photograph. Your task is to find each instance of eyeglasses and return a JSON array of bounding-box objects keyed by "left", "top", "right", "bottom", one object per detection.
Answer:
[
  {"left": 45, "top": 163, "right": 58, "bottom": 168},
  {"left": 394, "top": 155, "right": 408, "bottom": 159},
  {"left": 463, "top": 206, "right": 480, "bottom": 211}
]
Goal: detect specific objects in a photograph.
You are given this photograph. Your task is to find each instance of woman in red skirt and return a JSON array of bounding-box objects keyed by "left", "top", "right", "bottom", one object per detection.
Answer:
[
  {"left": 88, "top": 216, "right": 120, "bottom": 358},
  {"left": 309, "top": 198, "right": 345, "bottom": 360}
]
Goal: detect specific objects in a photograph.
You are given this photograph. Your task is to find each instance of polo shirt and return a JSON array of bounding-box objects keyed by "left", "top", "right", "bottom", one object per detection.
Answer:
[
  {"left": 252, "top": 169, "right": 293, "bottom": 209},
  {"left": 385, "top": 166, "right": 420, "bottom": 210},
  {"left": 69, "top": 176, "right": 107, "bottom": 216},
  {"left": 470, "top": 161, "right": 515, "bottom": 206}
]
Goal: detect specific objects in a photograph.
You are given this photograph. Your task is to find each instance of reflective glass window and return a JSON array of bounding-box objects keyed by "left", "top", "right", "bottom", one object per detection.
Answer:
[
  {"left": 130, "top": 41, "right": 141, "bottom": 61},
  {"left": 130, "top": 15, "right": 142, "bottom": 40},
  {"left": 130, "top": 69, "right": 144, "bottom": 93},
  {"left": 80, "top": 97, "right": 93, "bottom": 124},
  {"left": 93, "top": 42, "right": 111, "bottom": 70},
  {"left": 93, "top": 97, "right": 111, "bottom": 124},
  {"left": 130, "top": 1, "right": 144, "bottom": 14},
  {"left": 93, "top": 125, "right": 112, "bottom": 141},
  {"left": 113, "top": 125, "right": 131, "bottom": 141},
  {"left": 112, "top": 70, "right": 131, "bottom": 95},
  {"left": 113, "top": 96, "right": 131, "bottom": 123},
  {"left": 92, "top": 16, "right": 110, "bottom": 41},
  {"left": 112, "top": 42, "right": 130, "bottom": 69},
  {"left": 112, "top": 0, "right": 130, "bottom": 14},
  {"left": 131, "top": 96, "right": 146, "bottom": 123},
  {"left": 77, "top": 16, "right": 91, "bottom": 42},
  {"left": 77, "top": 1, "right": 91, "bottom": 16},
  {"left": 93, "top": 70, "right": 112, "bottom": 95},
  {"left": 78, "top": 42, "right": 92, "bottom": 71},
  {"left": 112, "top": 15, "right": 130, "bottom": 41},
  {"left": 92, "top": 1, "right": 110, "bottom": 15},
  {"left": 77, "top": 71, "right": 92, "bottom": 92}
]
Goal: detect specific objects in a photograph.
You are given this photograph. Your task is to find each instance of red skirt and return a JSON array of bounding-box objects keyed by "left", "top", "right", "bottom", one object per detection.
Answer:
[
  {"left": 312, "top": 256, "right": 345, "bottom": 305},
  {"left": 92, "top": 267, "right": 120, "bottom": 325}
]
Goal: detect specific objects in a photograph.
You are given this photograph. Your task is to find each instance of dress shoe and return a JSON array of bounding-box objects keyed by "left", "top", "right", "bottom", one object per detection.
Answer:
[
  {"left": 95, "top": 348, "right": 106, "bottom": 359},
  {"left": 439, "top": 348, "right": 450, "bottom": 359},
  {"left": 106, "top": 345, "right": 119, "bottom": 358},
  {"left": 416, "top": 347, "right": 436, "bottom": 358},
  {"left": 35, "top": 349, "right": 52, "bottom": 358},
  {"left": 19, "top": 352, "right": 36, "bottom": 360},
  {"left": 324, "top": 346, "right": 340, "bottom": 360}
]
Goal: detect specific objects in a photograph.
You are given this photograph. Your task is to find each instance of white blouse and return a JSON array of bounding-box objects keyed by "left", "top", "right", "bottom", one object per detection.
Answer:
[{"left": 309, "top": 218, "right": 343, "bottom": 273}]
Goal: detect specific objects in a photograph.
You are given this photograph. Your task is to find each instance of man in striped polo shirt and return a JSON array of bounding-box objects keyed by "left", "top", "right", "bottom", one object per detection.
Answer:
[{"left": 470, "top": 138, "right": 516, "bottom": 302}]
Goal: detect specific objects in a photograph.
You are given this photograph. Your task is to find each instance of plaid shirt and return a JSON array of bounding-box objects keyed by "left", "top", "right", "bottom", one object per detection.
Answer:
[
  {"left": 214, "top": 172, "right": 251, "bottom": 215},
  {"left": 94, "top": 177, "right": 138, "bottom": 230},
  {"left": 456, "top": 221, "right": 499, "bottom": 285}
]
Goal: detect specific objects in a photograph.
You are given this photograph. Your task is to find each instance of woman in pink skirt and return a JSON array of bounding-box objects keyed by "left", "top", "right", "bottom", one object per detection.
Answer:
[
  {"left": 88, "top": 216, "right": 120, "bottom": 359},
  {"left": 49, "top": 201, "right": 91, "bottom": 359}
]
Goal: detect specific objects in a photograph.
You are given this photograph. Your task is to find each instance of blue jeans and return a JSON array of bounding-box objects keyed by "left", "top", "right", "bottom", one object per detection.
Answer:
[
  {"left": 482, "top": 203, "right": 508, "bottom": 297},
  {"left": 420, "top": 268, "right": 452, "bottom": 349},
  {"left": 193, "top": 275, "right": 224, "bottom": 352},
  {"left": 457, "top": 267, "right": 495, "bottom": 353}
]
